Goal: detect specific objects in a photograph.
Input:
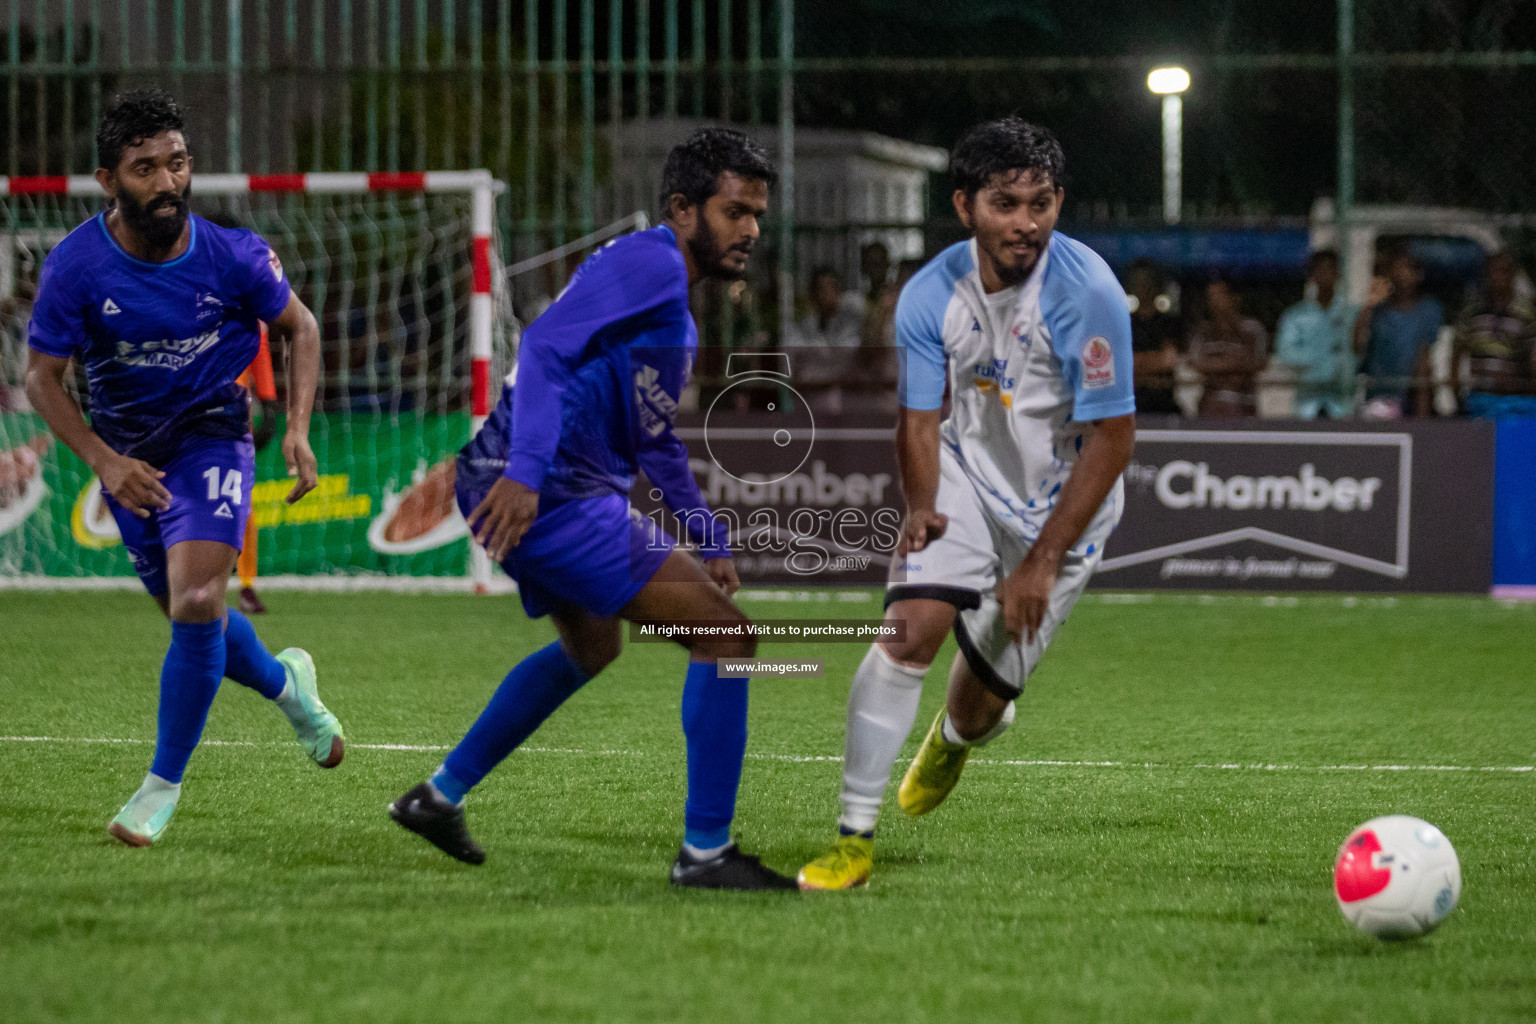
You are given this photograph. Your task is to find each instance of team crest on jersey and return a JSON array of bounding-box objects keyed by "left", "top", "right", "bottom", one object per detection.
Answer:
[
  {"left": 1082, "top": 336, "right": 1115, "bottom": 390},
  {"left": 195, "top": 292, "right": 225, "bottom": 323}
]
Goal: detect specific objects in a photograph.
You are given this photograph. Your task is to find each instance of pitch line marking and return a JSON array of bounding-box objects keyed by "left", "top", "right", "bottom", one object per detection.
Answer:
[{"left": 2, "top": 736, "right": 1532, "bottom": 774}]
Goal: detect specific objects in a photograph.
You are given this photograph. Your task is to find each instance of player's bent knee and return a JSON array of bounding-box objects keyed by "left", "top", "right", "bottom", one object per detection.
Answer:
[
  {"left": 880, "top": 626, "right": 947, "bottom": 668},
  {"left": 880, "top": 600, "right": 956, "bottom": 667},
  {"left": 693, "top": 633, "right": 756, "bottom": 662},
  {"left": 169, "top": 592, "right": 225, "bottom": 624},
  {"left": 565, "top": 642, "right": 618, "bottom": 678}
]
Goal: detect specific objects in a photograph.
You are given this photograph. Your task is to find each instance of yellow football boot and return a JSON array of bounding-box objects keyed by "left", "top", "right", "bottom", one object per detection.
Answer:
[
  {"left": 797, "top": 833, "right": 874, "bottom": 891},
  {"left": 897, "top": 710, "right": 970, "bottom": 816}
]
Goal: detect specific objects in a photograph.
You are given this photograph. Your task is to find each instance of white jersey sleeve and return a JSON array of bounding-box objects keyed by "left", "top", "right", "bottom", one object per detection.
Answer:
[
  {"left": 895, "top": 242, "right": 972, "bottom": 411},
  {"left": 1039, "top": 236, "right": 1136, "bottom": 422}
]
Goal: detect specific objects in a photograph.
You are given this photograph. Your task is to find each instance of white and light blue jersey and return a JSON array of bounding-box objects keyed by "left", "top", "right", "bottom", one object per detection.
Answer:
[{"left": 895, "top": 232, "right": 1135, "bottom": 553}]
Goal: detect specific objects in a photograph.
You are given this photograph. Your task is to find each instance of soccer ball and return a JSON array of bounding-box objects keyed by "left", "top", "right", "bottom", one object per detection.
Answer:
[{"left": 1334, "top": 815, "right": 1461, "bottom": 939}]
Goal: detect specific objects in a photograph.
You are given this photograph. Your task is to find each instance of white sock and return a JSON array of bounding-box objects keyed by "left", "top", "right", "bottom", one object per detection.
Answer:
[
  {"left": 272, "top": 679, "right": 313, "bottom": 734},
  {"left": 683, "top": 841, "right": 731, "bottom": 860},
  {"left": 940, "top": 700, "right": 1017, "bottom": 747},
  {"left": 839, "top": 645, "right": 927, "bottom": 834},
  {"left": 141, "top": 772, "right": 181, "bottom": 796}
]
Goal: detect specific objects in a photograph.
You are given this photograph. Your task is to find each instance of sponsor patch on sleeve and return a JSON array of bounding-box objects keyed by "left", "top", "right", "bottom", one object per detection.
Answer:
[
  {"left": 1081, "top": 335, "right": 1115, "bottom": 390},
  {"left": 267, "top": 247, "right": 284, "bottom": 282}
]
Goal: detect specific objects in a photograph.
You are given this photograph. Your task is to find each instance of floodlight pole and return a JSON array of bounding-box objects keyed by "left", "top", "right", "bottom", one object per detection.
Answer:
[
  {"left": 1161, "top": 93, "right": 1182, "bottom": 225},
  {"left": 227, "top": 0, "right": 242, "bottom": 171},
  {"left": 777, "top": 0, "right": 795, "bottom": 350},
  {"left": 1148, "top": 67, "right": 1189, "bottom": 225},
  {"left": 1337, "top": 0, "right": 1356, "bottom": 302}
]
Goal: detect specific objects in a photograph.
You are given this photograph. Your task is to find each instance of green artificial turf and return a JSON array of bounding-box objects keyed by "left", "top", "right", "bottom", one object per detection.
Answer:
[{"left": 2, "top": 589, "right": 1533, "bottom": 1023}]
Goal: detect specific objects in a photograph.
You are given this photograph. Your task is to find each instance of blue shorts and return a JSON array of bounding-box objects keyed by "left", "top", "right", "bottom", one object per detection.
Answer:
[
  {"left": 455, "top": 469, "right": 675, "bottom": 620},
  {"left": 104, "top": 436, "right": 256, "bottom": 597}
]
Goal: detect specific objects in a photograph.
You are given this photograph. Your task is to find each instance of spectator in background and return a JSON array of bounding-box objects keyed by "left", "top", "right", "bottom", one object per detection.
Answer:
[
  {"left": 1275, "top": 249, "right": 1357, "bottom": 419},
  {"left": 860, "top": 241, "right": 891, "bottom": 307},
  {"left": 1453, "top": 250, "right": 1536, "bottom": 419},
  {"left": 1, "top": 261, "right": 38, "bottom": 412},
  {"left": 1126, "top": 258, "right": 1183, "bottom": 415},
  {"left": 1355, "top": 249, "right": 1441, "bottom": 418},
  {"left": 851, "top": 256, "right": 923, "bottom": 407},
  {"left": 783, "top": 266, "right": 865, "bottom": 409},
  {"left": 1187, "top": 278, "right": 1268, "bottom": 418}
]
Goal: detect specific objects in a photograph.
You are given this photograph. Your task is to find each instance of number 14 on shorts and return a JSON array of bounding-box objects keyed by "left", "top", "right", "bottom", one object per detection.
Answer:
[{"left": 203, "top": 466, "right": 244, "bottom": 505}]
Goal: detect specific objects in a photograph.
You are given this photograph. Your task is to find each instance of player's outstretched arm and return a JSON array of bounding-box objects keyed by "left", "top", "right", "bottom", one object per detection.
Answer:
[
  {"left": 24, "top": 349, "right": 170, "bottom": 518},
  {"left": 895, "top": 406, "right": 948, "bottom": 554},
  {"left": 268, "top": 291, "right": 320, "bottom": 504},
  {"left": 1000, "top": 413, "right": 1134, "bottom": 643}
]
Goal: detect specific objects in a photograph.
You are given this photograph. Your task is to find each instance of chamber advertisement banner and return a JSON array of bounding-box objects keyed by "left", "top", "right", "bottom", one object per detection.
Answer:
[{"left": 2, "top": 409, "right": 1496, "bottom": 593}]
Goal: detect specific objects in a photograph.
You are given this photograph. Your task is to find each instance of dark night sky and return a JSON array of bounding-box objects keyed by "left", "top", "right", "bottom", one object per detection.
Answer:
[{"left": 793, "top": 0, "right": 1536, "bottom": 217}]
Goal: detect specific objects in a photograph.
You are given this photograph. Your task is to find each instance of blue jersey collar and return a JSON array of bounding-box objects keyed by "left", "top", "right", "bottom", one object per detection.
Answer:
[{"left": 95, "top": 210, "right": 199, "bottom": 268}]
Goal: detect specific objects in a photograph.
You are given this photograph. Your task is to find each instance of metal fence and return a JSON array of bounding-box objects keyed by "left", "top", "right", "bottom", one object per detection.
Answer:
[{"left": 7, "top": 1, "right": 1536, "bottom": 328}]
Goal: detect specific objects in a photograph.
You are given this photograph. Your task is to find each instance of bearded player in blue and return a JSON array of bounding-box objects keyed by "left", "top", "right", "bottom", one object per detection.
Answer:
[
  {"left": 389, "top": 129, "right": 795, "bottom": 890},
  {"left": 25, "top": 90, "right": 343, "bottom": 847}
]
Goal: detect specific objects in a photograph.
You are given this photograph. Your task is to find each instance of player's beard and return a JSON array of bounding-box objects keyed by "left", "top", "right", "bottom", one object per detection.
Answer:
[
  {"left": 983, "top": 234, "right": 1041, "bottom": 289},
  {"left": 687, "top": 218, "right": 752, "bottom": 281},
  {"left": 117, "top": 184, "right": 191, "bottom": 251}
]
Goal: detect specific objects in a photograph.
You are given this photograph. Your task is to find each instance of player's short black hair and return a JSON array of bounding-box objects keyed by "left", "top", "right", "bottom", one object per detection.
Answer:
[
  {"left": 949, "top": 117, "right": 1065, "bottom": 198},
  {"left": 658, "top": 127, "right": 777, "bottom": 214},
  {"left": 1307, "top": 248, "right": 1340, "bottom": 272},
  {"left": 97, "top": 88, "right": 187, "bottom": 171},
  {"left": 809, "top": 265, "right": 841, "bottom": 286}
]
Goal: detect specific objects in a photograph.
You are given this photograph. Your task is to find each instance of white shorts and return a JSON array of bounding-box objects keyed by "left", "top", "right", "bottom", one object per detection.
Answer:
[{"left": 886, "top": 445, "right": 1103, "bottom": 700}]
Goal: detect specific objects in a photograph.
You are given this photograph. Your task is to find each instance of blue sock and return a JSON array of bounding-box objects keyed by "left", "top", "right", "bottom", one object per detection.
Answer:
[
  {"left": 435, "top": 641, "right": 591, "bottom": 803},
  {"left": 681, "top": 661, "right": 748, "bottom": 851},
  {"left": 221, "top": 608, "right": 287, "bottom": 700},
  {"left": 149, "top": 620, "right": 227, "bottom": 784}
]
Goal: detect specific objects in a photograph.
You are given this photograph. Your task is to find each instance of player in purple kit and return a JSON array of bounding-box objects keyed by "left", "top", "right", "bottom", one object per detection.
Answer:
[
  {"left": 388, "top": 129, "right": 795, "bottom": 890},
  {"left": 24, "top": 90, "right": 345, "bottom": 847}
]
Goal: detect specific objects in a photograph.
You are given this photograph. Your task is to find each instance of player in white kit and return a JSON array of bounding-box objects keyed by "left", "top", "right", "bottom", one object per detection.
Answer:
[{"left": 798, "top": 118, "right": 1136, "bottom": 890}]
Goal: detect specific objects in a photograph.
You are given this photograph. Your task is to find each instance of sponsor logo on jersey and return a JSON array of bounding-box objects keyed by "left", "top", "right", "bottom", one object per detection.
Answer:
[
  {"left": 102, "top": 297, "right": 121, "bottom": 316},
  {"left": 1081, "top": 335, "right": 1115, "bottom": 389},
  {"left": 267, "top": 247, "right": 284, "bottom": 282},
  {"left": 114, "top": 328, "right": 222, "bottom": 370},
  {"left": 970, "top": 317, "right": 982, "bottom": 332},
  {"left": 214, "top": 502, "right": 235, "bottom": 519},
  {"left": 971, "top": 358, "right": 1016, "bottom": 391},
  {"left": 634, "top": 363, "right": 677, "bottom": 437}
]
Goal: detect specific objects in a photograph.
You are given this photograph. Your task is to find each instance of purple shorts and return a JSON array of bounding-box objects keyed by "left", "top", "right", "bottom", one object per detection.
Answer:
[
  {"left": 455, "top": 470, "right": 675, "bottom": 620},
  {"left": 104, "top": 436, "right": 256, "bottom": 597}
]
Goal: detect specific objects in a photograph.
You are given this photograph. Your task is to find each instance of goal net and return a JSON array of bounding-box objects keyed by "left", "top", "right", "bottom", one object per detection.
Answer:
[{"left": 0, "top": 172, "right": 514, "bottom": 589}]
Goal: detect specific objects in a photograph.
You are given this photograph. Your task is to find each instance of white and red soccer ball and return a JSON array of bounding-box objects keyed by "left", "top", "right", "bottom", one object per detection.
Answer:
[{"left": 1334, "top": 815, "right": 1461, "bottom": 939}]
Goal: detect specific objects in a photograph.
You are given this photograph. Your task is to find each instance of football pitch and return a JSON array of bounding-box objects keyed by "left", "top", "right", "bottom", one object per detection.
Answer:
[{"left": 2, "top": 588, "right": 1533, "bottom": 1023}]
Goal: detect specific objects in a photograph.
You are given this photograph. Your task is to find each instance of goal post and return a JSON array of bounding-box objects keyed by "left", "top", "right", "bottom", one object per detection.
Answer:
[{"left": 0, "top": 170, "right": 510, "bottom": 591}]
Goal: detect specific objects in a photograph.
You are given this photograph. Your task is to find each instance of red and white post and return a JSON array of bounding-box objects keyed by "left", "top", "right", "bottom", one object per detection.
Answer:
[
  {"left": 467, "top": 175, "right": 496, "bottom": 593},
  {"left": 2, "top": 169, "right": 503, "bottom": 592}
]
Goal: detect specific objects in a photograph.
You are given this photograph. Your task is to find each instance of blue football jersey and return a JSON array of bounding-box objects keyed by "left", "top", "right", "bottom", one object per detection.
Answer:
[
  {"left": 459, "top": 223, "right": 730, "bottom": 558},
  {"left": 28, "top": 212, "right": 293, "bottom": 463}
]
